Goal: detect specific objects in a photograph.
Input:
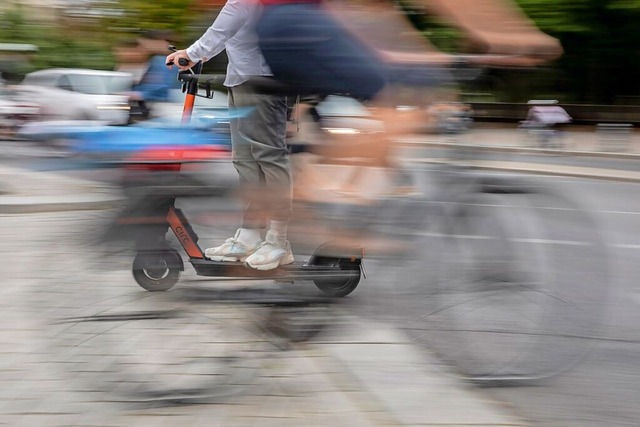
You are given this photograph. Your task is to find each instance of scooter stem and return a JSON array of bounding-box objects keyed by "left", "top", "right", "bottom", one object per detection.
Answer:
[{"left": 180, "top": 62, "right": 203, "bottom": 125}]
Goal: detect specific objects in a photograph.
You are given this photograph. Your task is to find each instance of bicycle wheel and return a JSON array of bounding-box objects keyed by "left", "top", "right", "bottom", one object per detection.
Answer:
[
  {"left": 49, "top": 289, "right": 265, "bottom": 404},
  {"left": 409, "top": 179, "right": 610, "bottom": 383}
]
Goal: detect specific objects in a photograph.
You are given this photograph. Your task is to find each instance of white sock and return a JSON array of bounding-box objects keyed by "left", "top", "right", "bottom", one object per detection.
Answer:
[
  {"left": 268, "top": 220, "right": 288, "bottom": 244},
  {"left": 236, "top": 228, "right": 262, "bottom": 246}
]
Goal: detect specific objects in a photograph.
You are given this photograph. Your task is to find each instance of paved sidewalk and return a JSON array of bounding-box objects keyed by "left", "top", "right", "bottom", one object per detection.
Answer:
[
  {"left": 0, "top": 164, "right": 122, "bottom": 213},
  {"left": 397, "top": 124, "right": 640, "bottom": 183},
  {"left": 0, "top": 210, "right": 525, "bottom": 426},
  {"left": 425, "top": 123, "right": 640, "bottom": 155}
]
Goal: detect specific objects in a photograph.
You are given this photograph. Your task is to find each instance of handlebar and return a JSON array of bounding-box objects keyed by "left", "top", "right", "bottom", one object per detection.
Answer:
[
  {"left": 166, "top": 58, "right": 190, "bottom": 67},
  {"left": 166, "top": 45, "right": 191, "bottom": 67},
  {"left": 178, "top": 74, "right": 226, "bottom": 85}
]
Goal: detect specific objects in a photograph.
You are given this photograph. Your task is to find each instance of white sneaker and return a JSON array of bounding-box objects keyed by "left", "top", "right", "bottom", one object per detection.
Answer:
[
  {"left": 205, "top": 229, "right": 260, "bottom": 262},
  {"left": 244, "top": 231, "right": 294, "bottom": 271}
]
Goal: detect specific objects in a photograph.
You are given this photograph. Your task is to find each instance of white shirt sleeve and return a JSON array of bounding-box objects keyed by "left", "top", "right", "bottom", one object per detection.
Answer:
[{"left": 186, "top": 0, "right": 256, "bottom": 62}]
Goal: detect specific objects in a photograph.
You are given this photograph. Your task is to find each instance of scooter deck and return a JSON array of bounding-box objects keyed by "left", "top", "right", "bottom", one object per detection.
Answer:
[{"left": 190, "top": 258, "right": 358, "bottom": 281}]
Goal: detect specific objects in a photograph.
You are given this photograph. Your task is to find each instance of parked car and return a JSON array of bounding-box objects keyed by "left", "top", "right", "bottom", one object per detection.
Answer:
[
  {"left": 18, "top": 69, "right": 133, "bottom": 125},
  {"left": 0, "top": 84, "right": 40, "bottom": 138}
]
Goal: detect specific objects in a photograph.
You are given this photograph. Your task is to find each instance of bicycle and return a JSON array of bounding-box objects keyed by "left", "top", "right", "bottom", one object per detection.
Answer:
[
  {"left": 288, "top": 98, "right": 611, "bottom": 382},
  {"left": 43, "top": 55, "right": 611, "bottom": 406}
]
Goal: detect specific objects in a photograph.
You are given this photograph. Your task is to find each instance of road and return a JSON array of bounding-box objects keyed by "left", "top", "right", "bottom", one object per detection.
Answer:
[
  {"left": 4, "top": 137, "right": 640, "bottom": 426},
  {"left": 185, "top": 162, "right": 640, "bottom": 427},
  {"left": 481, "top": 176, "right": 640, "bottom": 427},
  {"left": 169, "top": 162, "right": 640, "bottom": 427}
]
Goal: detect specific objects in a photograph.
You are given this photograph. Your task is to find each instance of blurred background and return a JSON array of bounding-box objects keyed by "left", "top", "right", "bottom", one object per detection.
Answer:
[
  {"left": 3, "top": 0, "right": 640, "bottom": 133},
  {"left": 2, "top": 1, "right": 640, "bottom": 427},
  {"left": 4, "top": 0, "right": 640, "bottom": 103}
]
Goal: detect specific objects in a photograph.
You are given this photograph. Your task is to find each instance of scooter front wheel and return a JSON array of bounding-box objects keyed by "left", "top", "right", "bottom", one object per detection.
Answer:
[{"left": 132, "top": 249, "right": 183, "bottom": 292}]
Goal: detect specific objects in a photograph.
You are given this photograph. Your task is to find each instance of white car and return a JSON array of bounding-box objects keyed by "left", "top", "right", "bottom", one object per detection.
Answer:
[
  {"left": 18, "top": 69, "right": 133, "bottom": 125},
  {"left": 0, "top": 84, "right": 40, "bottom": 137}
]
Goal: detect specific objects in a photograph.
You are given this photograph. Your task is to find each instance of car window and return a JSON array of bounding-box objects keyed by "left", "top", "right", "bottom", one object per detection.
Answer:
[
  {"left": 68, "top": 74, "right": 132, "bottom": 95},
  {"left": 22, "top": 74, "right": 56, "bottom": 87},
  {"left": 107, "top": 75, "right": 133, "bottom": 93},
  {"left": 56, "top": 75, "right": 74, "bottom": 91}
]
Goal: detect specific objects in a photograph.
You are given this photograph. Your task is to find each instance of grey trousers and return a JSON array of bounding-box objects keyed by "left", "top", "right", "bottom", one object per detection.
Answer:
[{"left": 228, "top": 83, "right": 291, "bottom": 228}]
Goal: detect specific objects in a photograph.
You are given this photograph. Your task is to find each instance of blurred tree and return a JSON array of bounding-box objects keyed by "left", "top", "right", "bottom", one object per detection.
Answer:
[
  {"left": 0, "top": 7, "right": 115, "bottom": 73},
  {"left": 98, "top": 0, "right": 229, "bottom": 72},
  {"left": 0, "top": 1, "right": 214, "bottom": 75},
  {"left": 99, "top": 0, "right": 196, "bottom": 43},
  {"left": 7, "top": 0, "right": 640, "bottom": 104},
  {"left": 516, "top": 0, "right": 640, "bottom": 104},
  {"left": 400, "top": 0, "right": 640, "bottom": 104}
]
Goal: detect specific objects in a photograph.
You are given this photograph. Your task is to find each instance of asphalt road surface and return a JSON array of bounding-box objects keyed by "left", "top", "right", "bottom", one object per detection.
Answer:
[{"left": 162, "top": 162, "right": 640, "bottom": 427}]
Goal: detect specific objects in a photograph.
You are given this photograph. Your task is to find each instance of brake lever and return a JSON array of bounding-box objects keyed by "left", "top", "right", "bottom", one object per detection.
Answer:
[{"left": 166, "top": 45, "right": 190, "bottom": 67}]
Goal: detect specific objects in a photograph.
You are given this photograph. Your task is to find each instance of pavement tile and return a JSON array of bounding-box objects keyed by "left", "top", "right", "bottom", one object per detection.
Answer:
[{"left": 320, "top": 321, "right": 527, "bottom": 426}]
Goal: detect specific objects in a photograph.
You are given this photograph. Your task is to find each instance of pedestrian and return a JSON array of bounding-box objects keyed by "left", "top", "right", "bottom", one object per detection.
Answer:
[
  {"left": 131, "top": 30, "right": 182, "bottom": 119},
  {"left": 113, "top": 38, "right": 146, "bottom": 84}
]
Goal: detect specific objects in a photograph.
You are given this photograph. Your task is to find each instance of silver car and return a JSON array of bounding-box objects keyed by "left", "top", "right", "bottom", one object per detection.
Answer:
[
  {"left": 0, "top": 84, "right": 40, "bottom": 137},
  {"left": 18, "top": 68, "right": 133, "bottom": 124}
]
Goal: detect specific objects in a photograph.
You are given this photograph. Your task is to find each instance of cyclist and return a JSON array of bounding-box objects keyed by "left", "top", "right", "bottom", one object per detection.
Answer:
[
  {"left": 253, "top": 0, "right": 451, "bottom": 199},
  {"left": 254, "top": 0, "right": 561, "bottom": 197},
  {"left": 166, "top": 0, "right": 294, "bottom": 271}
]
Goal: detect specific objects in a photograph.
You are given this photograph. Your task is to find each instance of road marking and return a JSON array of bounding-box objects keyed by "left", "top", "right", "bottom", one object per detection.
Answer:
[
  {"left": 420, "top": 232, "right": 640, "bottom": 250},
  {"left": 422, "top": 200, "right": 640, "bottom": 217},
  {"left": 601, "top": 210, "right": 640, "bottom": 216},
  {"left": 417, "top": 232, "right": 591, "bottom": 246},
  {"left": 510, "top": 238, "right": 589, "bottom": 246},
  {"left": 612, "top": 244, "right": 640, "bottom": 250},
  {"left": 418, "top": 196, "right": 640, "bottom": 216}
]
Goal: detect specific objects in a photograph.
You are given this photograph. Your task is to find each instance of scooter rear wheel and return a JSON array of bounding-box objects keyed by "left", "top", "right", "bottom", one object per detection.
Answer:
[
  {"left": 312, "top": 257, "right": 361, "bottom": 297},
  {"left": 132, "top": 249, "right": 182, "bottom": 292}
]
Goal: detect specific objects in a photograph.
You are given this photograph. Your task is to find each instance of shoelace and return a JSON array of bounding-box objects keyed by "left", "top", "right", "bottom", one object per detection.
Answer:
[{"left": 255, "top": 240, "right": 287, "bottom": 251}]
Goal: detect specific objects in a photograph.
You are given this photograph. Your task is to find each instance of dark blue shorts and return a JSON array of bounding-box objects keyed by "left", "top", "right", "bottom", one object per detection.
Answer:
[{"left": 256, "top": 3, "right": 387, "bottom": 101}]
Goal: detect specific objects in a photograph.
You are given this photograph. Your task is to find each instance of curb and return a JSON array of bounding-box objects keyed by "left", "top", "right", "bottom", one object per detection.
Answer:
[
  {"left": 1, "top": 158, "right": 637, "bottom": 215},
  {"left": 399, "top": 139, "right": 640, "bottom": 160},
  {"left": 0, "top": 165, "right": 123, "bottom": 214},
  {"left": 0, "top": 194, "right": 123, "bottom": 214},
  {"left": 1, "top": 149, "right": 638, "bottom": 214},
  {"left": 410, "top": 158, "right": 640, "bottom": 183}
]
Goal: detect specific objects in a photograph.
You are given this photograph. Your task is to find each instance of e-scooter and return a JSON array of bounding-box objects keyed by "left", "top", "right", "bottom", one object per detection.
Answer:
[{"left": 126, "top": 56, "right": 363, "bottom": 297}]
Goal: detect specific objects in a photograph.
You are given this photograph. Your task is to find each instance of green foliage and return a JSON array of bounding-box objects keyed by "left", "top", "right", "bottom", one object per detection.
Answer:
[
  {"left": 515, "top": 0, "right": 594, "bottom": 33},
  {"left": 100, "top": 0, "right": 196, "bottom": 43},
  {"left": 0, "top": 0, "right": 203, "bottom": 75},
  {"left": 30, "top": 38, "right": 116, "bottom": 71},
  {"left": 399, "top": 0, "right": 640, "bottom": 103},
  {"left": 6, "top": 0, "right": 640, "bottom": 104},
  {"left": 0, "top": 7, "right": 116, "bottom": 72},
  {"left": 515, "top": 0, "right": 640, "bottom": 103},
  {"left": 397, "top": 1, "right": 463, "bottom": 53}
]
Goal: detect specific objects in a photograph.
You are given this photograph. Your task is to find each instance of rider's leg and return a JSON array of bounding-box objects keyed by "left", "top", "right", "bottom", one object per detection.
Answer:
[
  {"left": 227, "top": 83, "right": 294, "bottom": 270},
  {"left": 205, "top": 87, "right": 265, "bottom": 262},
  {"left": 308, "top": 91, "right": 425, "bottom": 198}
]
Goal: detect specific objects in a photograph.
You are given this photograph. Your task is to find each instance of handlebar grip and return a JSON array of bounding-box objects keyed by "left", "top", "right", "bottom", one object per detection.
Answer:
[{"left": 166, "top": 58, "right": 192, "bottom": 67}]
